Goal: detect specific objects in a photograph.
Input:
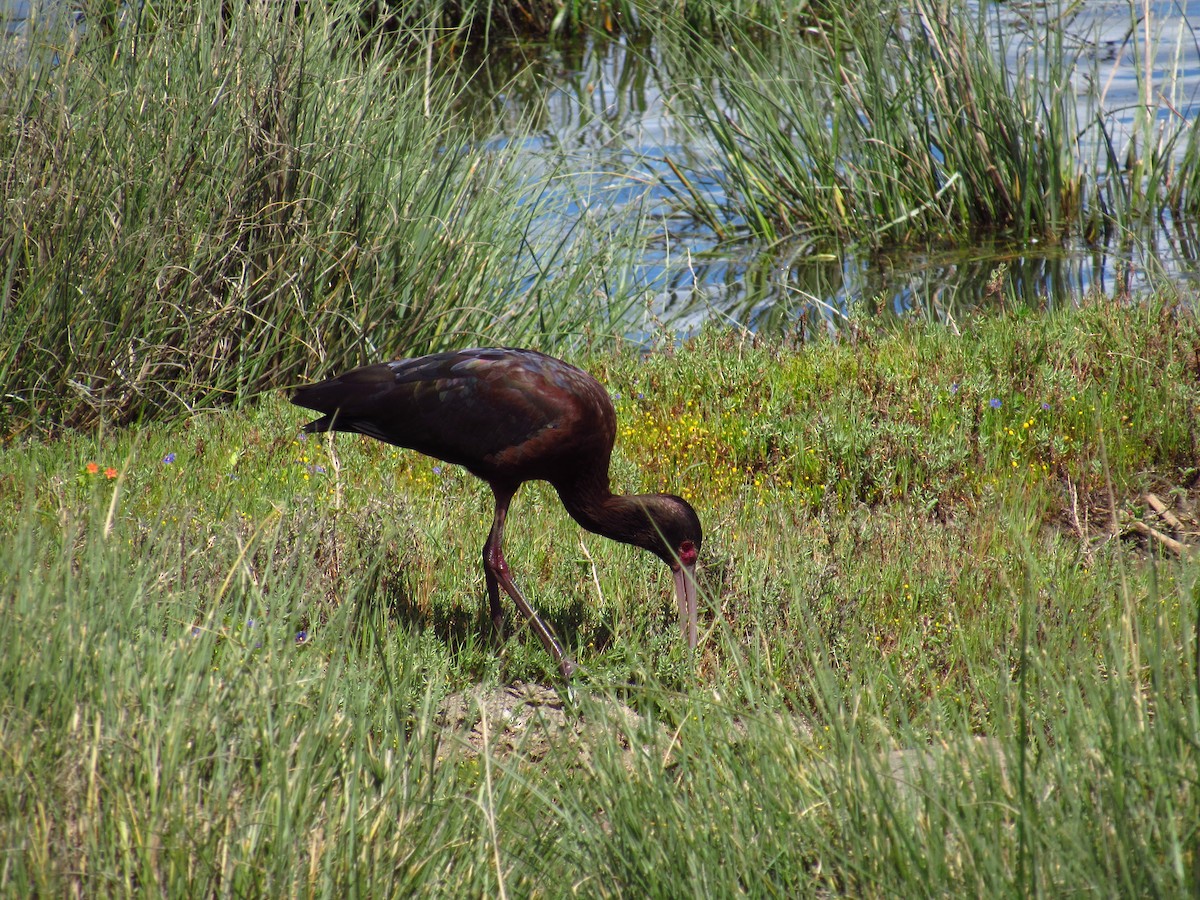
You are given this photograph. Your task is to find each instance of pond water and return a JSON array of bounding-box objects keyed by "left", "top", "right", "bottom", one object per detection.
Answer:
[
  {"left": 6, "top": 1, "right": 1200, "bottom": 336},
  {"left": 464, "top": 3, "right": 1200, "bottom": 337}
]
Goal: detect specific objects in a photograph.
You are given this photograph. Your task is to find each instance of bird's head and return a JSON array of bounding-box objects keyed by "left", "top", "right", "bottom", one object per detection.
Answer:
[{"left": 637, "top": 494, "right": 702, "bottom": 569}]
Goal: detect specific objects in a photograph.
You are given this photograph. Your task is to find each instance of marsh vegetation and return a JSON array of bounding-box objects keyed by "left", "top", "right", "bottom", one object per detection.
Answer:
[{"left": 2, "top": 1, "right": 1198, "bottom": 894}]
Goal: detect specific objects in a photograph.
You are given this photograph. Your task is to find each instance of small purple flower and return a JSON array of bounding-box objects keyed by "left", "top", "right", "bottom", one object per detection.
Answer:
[
  {"left": 295, "top": 630, "right": 308, "bottom": 644},
  {"left": 989, "top": 398, "right": 1002, "bottom": 409},
  {"left": 432, "top": 466, "right": 442, "bottom": 476},
  {"left": 306, "top": 464, "right": 326, "bottom": 475},
  {"left": 949, "top": 383, "right": 959, "bottom": 394},
  {"left": 637, "top": 392, "right": 645, "bottom": 400},
  {"left": 614, "top": 392, "right": 622, "bottom": 400},
  {"left": 191, "top": 626, "right": 201, "bottom": 638},
  {"left": 162, "top": 452, "right": 176, "bottom": 464},
  {"left": 1041, "top": 402, "right": 1051, "bottom": 411}
]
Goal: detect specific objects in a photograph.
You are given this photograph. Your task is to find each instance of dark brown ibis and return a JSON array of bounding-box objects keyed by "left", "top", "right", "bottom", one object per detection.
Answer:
[{"left": 290, "top": 347, "right": 703, "bottom": 679}]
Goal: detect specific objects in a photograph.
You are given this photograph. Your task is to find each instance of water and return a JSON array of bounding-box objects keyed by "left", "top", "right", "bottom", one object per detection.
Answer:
[
  {"left": 6, "top": 1, "right": 1200, "bottom": 335},
  {"left": 468, "top": 5, "right": 1200, "bottom": 335},
  {"left": 1, "top": 0, "right": 84, "bottom": 67}
]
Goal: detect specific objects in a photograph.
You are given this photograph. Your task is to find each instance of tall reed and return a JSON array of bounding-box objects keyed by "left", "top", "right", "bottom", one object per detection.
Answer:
[
  {"left": 662, "top": 0, "right": 1199, "bottom": 252},
  {"left": 0, "top": 1, "right": 643, "bottom": 431}
]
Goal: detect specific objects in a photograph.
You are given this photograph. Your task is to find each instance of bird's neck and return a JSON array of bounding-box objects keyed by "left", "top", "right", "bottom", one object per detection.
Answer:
[{"left": 554, "top": 472, "right": 654, "bottom": 550}]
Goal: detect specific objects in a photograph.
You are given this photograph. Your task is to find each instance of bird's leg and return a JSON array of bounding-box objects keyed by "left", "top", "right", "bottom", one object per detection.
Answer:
[
  {"left": 483, "top": 489, "right": 510, "bottom": 639},
  {"left": 484, "top": 486, "right": 577, "bottom": 680},
  {"left": 484, "top": 567, "right": 505, "bottom": 641}
]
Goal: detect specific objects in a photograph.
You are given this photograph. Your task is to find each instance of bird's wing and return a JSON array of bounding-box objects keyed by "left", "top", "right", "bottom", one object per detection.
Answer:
[{"left": 292, "top": 349, "right": 612, "bottom": 477}]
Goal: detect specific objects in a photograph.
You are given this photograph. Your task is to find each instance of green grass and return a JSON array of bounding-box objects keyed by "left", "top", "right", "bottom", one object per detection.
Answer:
[{"left": 2, "top": 298, "right": 1197, "bottom": 893}]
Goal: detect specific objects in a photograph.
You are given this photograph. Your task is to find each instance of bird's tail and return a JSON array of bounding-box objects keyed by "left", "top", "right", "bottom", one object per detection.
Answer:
[
  {"left": 299, "top": 414, "right": 338, "bottom": 434},
  {"left": 290, "top": 377, "right": 351, "bottom": 431},
  {"left": 291, "top": 366, "right": 394, "bottom": 436}
]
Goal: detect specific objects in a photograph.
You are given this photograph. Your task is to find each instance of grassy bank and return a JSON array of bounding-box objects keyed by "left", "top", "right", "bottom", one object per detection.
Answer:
[{"left": 2, "top": 299, "right": 1197, "bottom": 893}]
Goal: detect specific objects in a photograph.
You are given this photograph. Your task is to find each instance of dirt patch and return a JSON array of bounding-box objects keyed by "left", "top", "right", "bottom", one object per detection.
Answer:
[
  {"left": 434, "top": 681, "right": 673, "bottom": 769},
  {"left": 433, "top": 681, "right": 821, "bottom": 776},
  {"left": 1057, "top": 479, "right": 1200, "bottom": 563}
]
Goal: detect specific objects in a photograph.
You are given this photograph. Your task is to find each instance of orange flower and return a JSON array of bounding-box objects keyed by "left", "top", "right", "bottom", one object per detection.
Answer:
[
  {"left": 104, "top": 467, "right": 118, "bottom": 479},
  {"left": 85, "top": 462, "right": 99, "bottom": 474}
]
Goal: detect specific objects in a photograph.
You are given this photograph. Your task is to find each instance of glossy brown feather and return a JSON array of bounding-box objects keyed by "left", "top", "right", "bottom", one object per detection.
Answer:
[{"left": 291, "top": 348, "right": 703, "bottom": 678}]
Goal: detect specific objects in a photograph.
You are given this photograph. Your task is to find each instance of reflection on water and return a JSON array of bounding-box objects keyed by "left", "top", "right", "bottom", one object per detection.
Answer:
[
  {"left": 7, "top": 2, "right": 1200, "bottom": 335},
  {"left": 459, "top": 8, "right": 1200, "bottom": 336},
  {"left": 1, "top": 0, "right": 85, "bottom": 67}
]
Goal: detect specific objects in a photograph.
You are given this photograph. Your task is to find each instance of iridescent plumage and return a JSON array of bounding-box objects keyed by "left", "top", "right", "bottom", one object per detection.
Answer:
[{"left": 291, "top": 348, "right": 702, "bottom": 678}]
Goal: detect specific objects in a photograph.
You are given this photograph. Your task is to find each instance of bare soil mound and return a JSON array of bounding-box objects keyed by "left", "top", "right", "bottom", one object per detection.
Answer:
[{"left": 434, "top": 681, "right": 670, "bottom": 769}]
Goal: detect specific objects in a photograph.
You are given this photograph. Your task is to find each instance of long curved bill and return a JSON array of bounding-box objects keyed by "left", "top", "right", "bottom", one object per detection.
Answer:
[{"left": 673, "top": 562, "right": 700, "bottom": 649}]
